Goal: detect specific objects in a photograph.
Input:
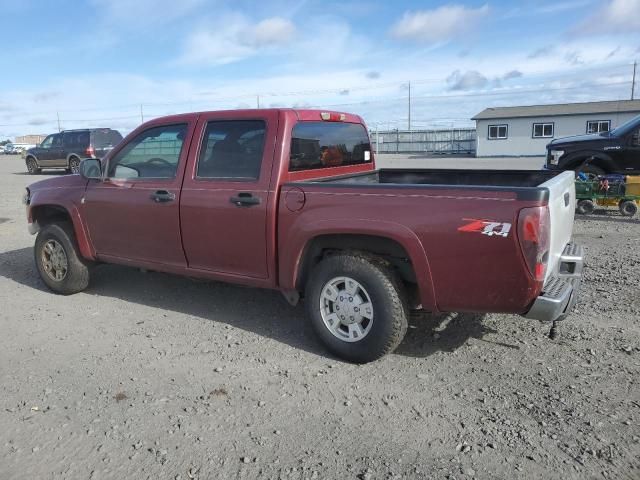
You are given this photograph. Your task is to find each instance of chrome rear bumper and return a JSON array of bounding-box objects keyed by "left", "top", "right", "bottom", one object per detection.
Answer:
[{"left": 524, "top": 243, "right": 584, "bottom": 322}]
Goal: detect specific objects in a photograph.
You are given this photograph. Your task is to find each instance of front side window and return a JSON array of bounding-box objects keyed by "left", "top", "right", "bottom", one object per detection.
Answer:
[
  {"left": 51, "top": 134, "right": 63, "bottom": 147},
  {"left": 197, "top": 120, "right": 266, "bottom": 180},
  {"left": 488, "top": 124, "right": 508, "bottom": 140},
  {"left": 289, "top": 122, "right": 372, "bottom": 172},
  {"left": 107, "top": 124, "right": 187, "bottom": 179},
  {"left": 586, "top": 120, "right": 611, "bottom": 134},
  {"left": 533, "top": 123, "right": 554, "bottom": 138},
  {"left": 40, "top": 135, "right": 54, "bottom": 148}
]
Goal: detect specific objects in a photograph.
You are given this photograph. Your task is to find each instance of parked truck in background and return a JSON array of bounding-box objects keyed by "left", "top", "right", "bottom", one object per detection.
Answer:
[
  {"left": 23, "top": 109, "right": 584, "bottom": 363},
  {"left": 546, "top": 113, "right": 640, "bottom": 176}
]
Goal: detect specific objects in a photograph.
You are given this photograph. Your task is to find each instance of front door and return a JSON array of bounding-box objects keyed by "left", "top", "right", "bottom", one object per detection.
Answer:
[
  {"left": 180, "top": 111, "right": 278, "bottom": 279},
  {"left": 622, "top": 126, "right": 640, "bottom": 173},
  {"left": 37, "top": 134, "right": 64, "bottom": 167},
  {"left": 83, "top": 121, "right": 195, "bottom": 266}
]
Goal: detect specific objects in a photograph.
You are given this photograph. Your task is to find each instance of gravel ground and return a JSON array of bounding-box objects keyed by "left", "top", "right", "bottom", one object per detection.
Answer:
[{"left": 0, "top": 155, "right": 638, "bottom": 480}]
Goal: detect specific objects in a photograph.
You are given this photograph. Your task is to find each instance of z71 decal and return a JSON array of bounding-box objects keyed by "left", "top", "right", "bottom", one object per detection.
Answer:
[{"left": 458, "top": 218, "right": 512, "bottom": 238}]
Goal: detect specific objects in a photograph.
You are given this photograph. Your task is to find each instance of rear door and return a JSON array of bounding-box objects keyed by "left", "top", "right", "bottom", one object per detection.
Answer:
[
  {"left": 82, "top": 120, "right": 196, "bottom": 266},
  {"left": 180, "top": 111, "right": 279, "bottom": 279},
  {"left": 38, "top": 133, "right": 64, "bottom": 167}
]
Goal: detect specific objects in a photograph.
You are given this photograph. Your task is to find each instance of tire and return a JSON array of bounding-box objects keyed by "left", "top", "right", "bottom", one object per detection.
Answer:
[
  {"left": 619, "top": 200, "right": 638, "bottom": 217},
  {"left": 304, "top": 252, "right": 409, "bottom": 363},
  {"left": 68, "top": 157, "right": 80, "bottom": 174},
  {"left": 34, "top": 223, "right": 91, "bottom": 295},
  {"left": 26, "top": 157, "right": 41, "bottom": 175},
  {"left": 575, "top": 162, "right": 605, "bottom": 179},
  {"left": 576, "top": 199, "right": 595, "bottom": 215}
]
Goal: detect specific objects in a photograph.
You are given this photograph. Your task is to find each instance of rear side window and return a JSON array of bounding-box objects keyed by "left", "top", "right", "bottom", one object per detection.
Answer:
[
  {"left": 62, "top": 131, "right": 89, "bottom": 147},
  {"left": 197, "top": 120, "right": 266, "bottom": 180},
  {"left": 289, "top": 122, "right": 372, "bottom": 172}
]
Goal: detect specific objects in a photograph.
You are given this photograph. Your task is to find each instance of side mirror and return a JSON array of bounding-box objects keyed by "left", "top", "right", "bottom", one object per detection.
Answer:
[{"left": 79, "top": 158, "right": 102, "bottom": 180}]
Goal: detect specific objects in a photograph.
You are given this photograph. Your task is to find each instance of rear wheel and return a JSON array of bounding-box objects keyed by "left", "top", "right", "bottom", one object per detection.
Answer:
[
  {"left": 305, "top": 253, "right": 408, "bottom": 363},
  {"left": 576, "top": 199, "right": 595, "bottom": 215},
  {"left": 619, "top": 200, "right": 638, "bottom": 217},
  {"left": 34, "top": 223, "right": 91, "bottom": 294},
  {"left": 67, "top": 157, "right": 80, "bottom": 174},
  {"left": 26, "top": 157, "right": 41, "bottom": 175}
]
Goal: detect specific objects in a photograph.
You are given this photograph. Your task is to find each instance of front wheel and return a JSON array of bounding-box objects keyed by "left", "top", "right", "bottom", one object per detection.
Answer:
[
  {"left": 26, "top": 157, "right": 41, "bottom": 175},
  {"left": 35, "top": 223, "right": 91, "bottom": 294},
  {"left": 575, "top": 162, "right": 605, "bottom": 179},
  {"left": 305, "top": 253, "right": 408, "bottom": 363}
]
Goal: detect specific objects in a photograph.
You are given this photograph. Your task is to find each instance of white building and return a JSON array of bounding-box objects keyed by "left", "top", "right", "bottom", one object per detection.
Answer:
[{"left": 473, "top": 100, "right": 640, "bottom": 157}]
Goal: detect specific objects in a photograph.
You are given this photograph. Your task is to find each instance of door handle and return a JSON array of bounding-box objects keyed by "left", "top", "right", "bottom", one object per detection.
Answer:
[
  {"left": 230, "top": 192, "right": 261, "bottom": 207},
  {"left": 150, "top": 190, "right": 176, "bottom": 203}
]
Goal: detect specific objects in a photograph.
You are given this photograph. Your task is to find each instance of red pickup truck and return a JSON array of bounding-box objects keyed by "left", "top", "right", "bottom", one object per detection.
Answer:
[{"left": 24, "top": 109, "right": 584, "bottom": 363}]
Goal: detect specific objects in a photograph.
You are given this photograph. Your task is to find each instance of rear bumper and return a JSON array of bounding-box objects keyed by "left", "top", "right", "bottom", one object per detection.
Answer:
[{"left": 523, "top": 243, "right": 584, "bottom": 322}]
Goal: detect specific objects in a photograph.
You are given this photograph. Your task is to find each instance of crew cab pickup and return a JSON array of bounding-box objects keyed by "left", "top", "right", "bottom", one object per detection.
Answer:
[
  {"left": 24, "top": 109, "right": 584, "bottom": 363},
  {"left": 546, "top": 113, "right": 640, "bottom": 176}
]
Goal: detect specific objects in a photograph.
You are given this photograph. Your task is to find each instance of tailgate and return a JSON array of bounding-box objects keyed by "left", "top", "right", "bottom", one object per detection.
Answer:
[{"left": 540, "top": 171, "right": 576, "bottom": 281}]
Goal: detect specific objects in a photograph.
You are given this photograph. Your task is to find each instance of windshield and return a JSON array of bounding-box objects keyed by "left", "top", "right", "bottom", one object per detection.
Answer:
[{"left": 609, "top": 114, "right": 640, "bottom": 136}]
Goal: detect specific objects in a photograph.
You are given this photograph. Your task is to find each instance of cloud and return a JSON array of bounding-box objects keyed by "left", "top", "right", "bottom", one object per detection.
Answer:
[
  {"left": 33, "top": 91, "right": 60, "bottom": 103},
  {"left": 564, "top": 51, "right": 584, "bottom": 65},
  {"left": 528, "top": 46, "right": 554, "bottom": 59},
  {"left": 446, "top": 70, "right": 489, "bottom": 91},
  {"left": 366, "top": 71, "right": 381, "bottom": 79},
  {"left": 390, "top": 4, "right": 489, "bottom": 43},
  {"left": 28, "top": 118, "right": 48, "bottom": 126},
  {"left": 502, "top": 70, "right": 523, "bottom": 80},
  {"left": 575, "top": 0, "right": 640, "bottom": 35},
  {"left": 177, "top": 14, "right": 296, "bottom": 66}
]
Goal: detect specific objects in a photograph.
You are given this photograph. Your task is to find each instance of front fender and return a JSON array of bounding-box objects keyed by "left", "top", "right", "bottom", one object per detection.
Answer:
[
  {"left": 28, "top": 183, "right": 96, "bottom": 261},
  {"left": 279, "top": 218, "right": 438, "bottom": 312}
]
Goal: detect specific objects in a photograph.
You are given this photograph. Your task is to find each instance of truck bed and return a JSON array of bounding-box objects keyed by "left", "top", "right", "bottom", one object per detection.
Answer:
[
  {"left": 282, "top": 168, "right": 576, "bottom": 314},
  {"left": 307, "top": 168, "right": 561, "bottom": 193}
]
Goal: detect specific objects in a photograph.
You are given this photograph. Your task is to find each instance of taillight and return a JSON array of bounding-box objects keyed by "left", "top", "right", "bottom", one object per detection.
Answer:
[
  {"left": 320, "top": 112, "right": 346, "bottom": 122},
  {"left": 517, "top": 206, "right": 550, "bottom": 285},
  {"left": 85, "top": 145, "right": 95, "bottom": 157}
]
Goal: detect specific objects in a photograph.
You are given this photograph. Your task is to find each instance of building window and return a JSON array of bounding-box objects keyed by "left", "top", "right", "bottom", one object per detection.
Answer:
[
  {"left": 586, "top": 120, "right": 610, "bottom": 134},
  {"left": 532, "top": 123, "right": 554, "bottom": 138},
  {"left": 488, "top": 124, "right": 508, "bottom": 140}
]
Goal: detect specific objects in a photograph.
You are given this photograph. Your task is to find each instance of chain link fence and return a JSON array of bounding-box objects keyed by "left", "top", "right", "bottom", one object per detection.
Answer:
[{"left": 370, "top": 128, "right": 476, "bottom": 155}]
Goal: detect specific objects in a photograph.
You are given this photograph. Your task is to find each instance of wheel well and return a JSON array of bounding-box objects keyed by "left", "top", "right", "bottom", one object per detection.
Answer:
[
  {"left": 31, "top": 205, "right": 72, "bottom": 228},
  {"left": 297, "top": 234, "right": 417, "bottom": 297},
  {"left": 564, "top": 154, "right": 610, "bottom": 171}
]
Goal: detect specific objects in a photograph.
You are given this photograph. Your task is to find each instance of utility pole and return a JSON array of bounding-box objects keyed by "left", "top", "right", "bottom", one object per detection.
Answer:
[
  {"left": 407, "top": 81, "right": 411, "bottom": 131},
  {"left": 632, "top": 61, "right": 637, "bottom": 101},
  {"left": 56, "top": 112, "right": 61, "bottom": 132},
  {"left": 140, "top": 104, "right": 144, "bottom": 123},
  {"left": 257, "top": 95, "right": 260, "bottom": 109}
]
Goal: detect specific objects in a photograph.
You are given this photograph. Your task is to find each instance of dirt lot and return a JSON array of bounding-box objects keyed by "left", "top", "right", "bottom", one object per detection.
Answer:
[{"left": 0, "top": 154, "right": 639, "bottom": 479}]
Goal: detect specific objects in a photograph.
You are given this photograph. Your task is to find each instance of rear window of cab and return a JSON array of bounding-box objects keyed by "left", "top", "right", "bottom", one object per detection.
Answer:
[{"left": 289, "top": 122, "right": 372, "bottom": 172}]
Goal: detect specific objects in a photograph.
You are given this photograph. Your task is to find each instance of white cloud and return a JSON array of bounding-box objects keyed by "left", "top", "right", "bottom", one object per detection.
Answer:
[
  {"left": 447, "top": 70, "right": 489, "bottom": 91},
  {"left": 390, "top": 4, "right": 489, "bottom": 43},
  {"left": 177, "top": 14, "right": 296, "bottom": 66},
  {"left": 575, "top": 0, "right": 640, "bottom": 34}
]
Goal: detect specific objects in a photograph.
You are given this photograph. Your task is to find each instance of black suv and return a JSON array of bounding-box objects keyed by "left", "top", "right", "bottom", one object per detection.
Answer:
[
  {"left": 545, "top": 114, "right": 640, "bottom": 176},
  {"left": 24, "top": 128, "right": 123, "bottom": 174}
]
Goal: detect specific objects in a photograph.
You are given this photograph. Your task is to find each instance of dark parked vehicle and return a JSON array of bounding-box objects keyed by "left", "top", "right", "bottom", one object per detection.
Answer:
[
  {"left": 545, "top": 114, "right": 640, "bottom": 176},
  {"left": 24, "top": 128, "right": 123, "bottom": 174}
]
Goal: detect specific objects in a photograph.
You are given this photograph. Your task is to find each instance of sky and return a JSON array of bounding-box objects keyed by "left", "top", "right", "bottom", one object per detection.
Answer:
[{"left": 0, "top": 0, "right": 639, "bottom": 139}]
